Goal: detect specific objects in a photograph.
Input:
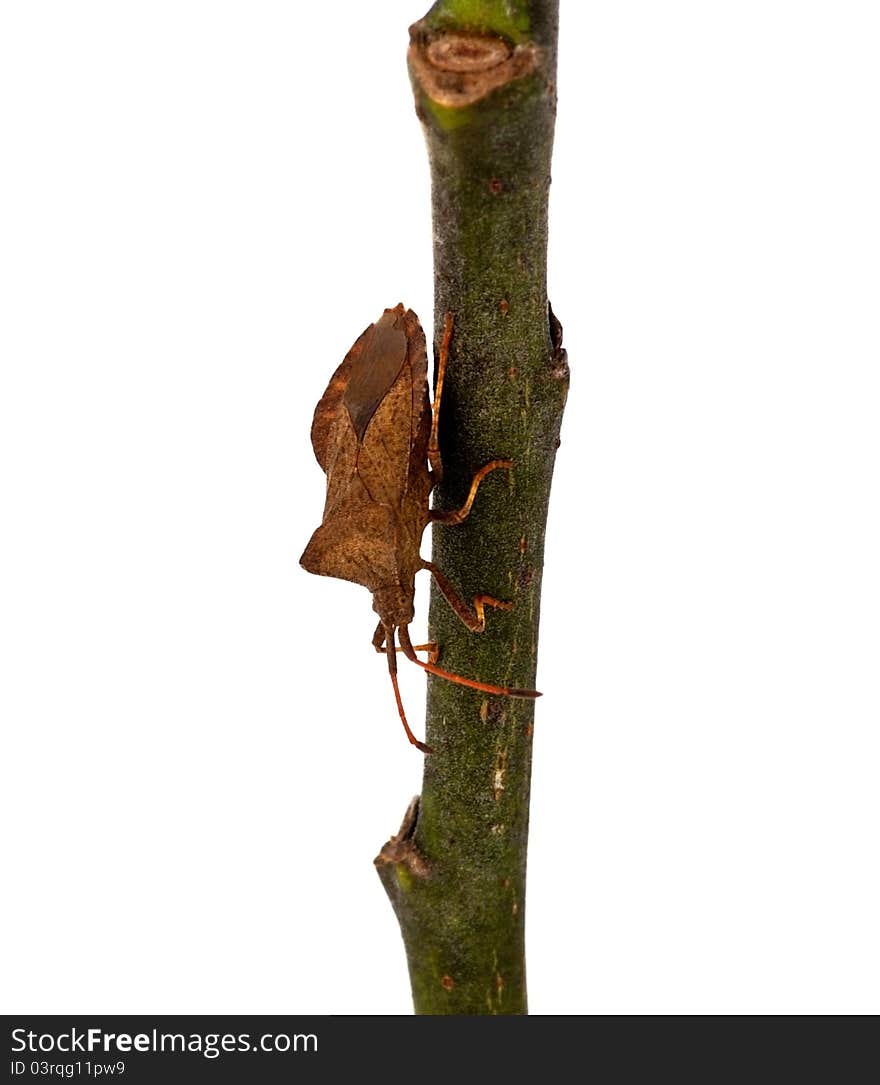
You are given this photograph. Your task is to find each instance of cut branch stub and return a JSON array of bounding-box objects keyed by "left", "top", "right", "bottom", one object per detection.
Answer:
[{"left": 408, "top": 26, "right": 540, "bottom": 109}]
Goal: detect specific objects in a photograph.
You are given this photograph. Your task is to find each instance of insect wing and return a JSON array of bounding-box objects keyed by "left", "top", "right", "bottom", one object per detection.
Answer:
[
  {"left": 342, "top": 311, "right": 408, "bottom": 441},
  {"left": 310, "top": 344, "right": 358, "bottom": 473},
  {"left": 354, "top": 309, "right": 429, "bottom": 507}
]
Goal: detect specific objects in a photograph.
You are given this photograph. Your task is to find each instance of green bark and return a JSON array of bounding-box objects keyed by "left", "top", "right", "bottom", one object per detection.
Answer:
[{"left": 376, "top": 0, "right": 566, "bottom": 1015}]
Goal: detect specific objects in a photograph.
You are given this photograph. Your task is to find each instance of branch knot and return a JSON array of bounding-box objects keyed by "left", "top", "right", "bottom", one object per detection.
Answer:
[{"left": 374, "top": 796, "right": 429, "bottom": 879}]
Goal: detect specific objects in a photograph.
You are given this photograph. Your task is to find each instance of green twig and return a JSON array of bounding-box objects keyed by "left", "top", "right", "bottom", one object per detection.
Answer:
[{"left": 376, "top": 0, "right": 566, "bottom": 1015}]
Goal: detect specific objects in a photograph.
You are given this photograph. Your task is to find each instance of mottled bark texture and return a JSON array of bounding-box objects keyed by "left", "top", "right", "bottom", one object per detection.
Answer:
[{"left": 376, "top": 0, "right": 567, "bottom": 1015}]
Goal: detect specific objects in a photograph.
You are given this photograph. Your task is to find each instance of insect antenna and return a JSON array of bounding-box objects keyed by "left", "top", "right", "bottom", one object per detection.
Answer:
[
  {"left": 397, "top": 625, "right": 541, "bottom": 700},
  {"left": 384, "top": 625, "right": 433, "bottom": 754}
]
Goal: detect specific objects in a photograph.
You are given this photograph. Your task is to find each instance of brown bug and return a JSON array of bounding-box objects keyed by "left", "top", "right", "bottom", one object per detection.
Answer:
[{"left": 300, "top": 304, "right": 539, "bottom": 752}]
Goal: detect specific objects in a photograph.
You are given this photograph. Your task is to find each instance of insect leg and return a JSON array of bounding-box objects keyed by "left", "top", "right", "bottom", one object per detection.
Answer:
[
  {"left": 420, "top": 560, "right": 513, "bottom": 632},
  {"left": 373, "top": 623, "right": 439, "bottom": 655},
  {"left": 397, "top": 625, "right": 439, "bottom": 665},
  {"left": 427, "top": 311, "right": 454, "bottom": 481},
  {"left": 406, "top": 641, "right": 439, "bottom": 661},
  {"left": 373, "top": 621, "right": 437, "bottom": 660},
  {"left": 430, "top": 459, "right": 513, "bottom": 525},
  {"left": 382, "top": 623, "right": 433, "bottom": 754}
]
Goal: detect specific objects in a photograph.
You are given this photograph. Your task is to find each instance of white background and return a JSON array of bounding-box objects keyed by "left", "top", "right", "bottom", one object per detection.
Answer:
[{"left": 2, "top": 2, "right": 878, "bottom": 1015}]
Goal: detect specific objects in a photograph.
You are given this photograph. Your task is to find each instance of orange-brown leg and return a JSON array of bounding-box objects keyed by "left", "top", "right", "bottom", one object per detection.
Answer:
[
  {"left": 419, "top": 561, "right": 513, "bottom": 632},
  {"left": 372, "top": 621, "right": 438, "bottom": 661},
  {"left": 431, "top": 458, "right": 512, "bottom": 525},
  {"left": 427, "top": 311, "right": 454, "bottom": 481}
]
